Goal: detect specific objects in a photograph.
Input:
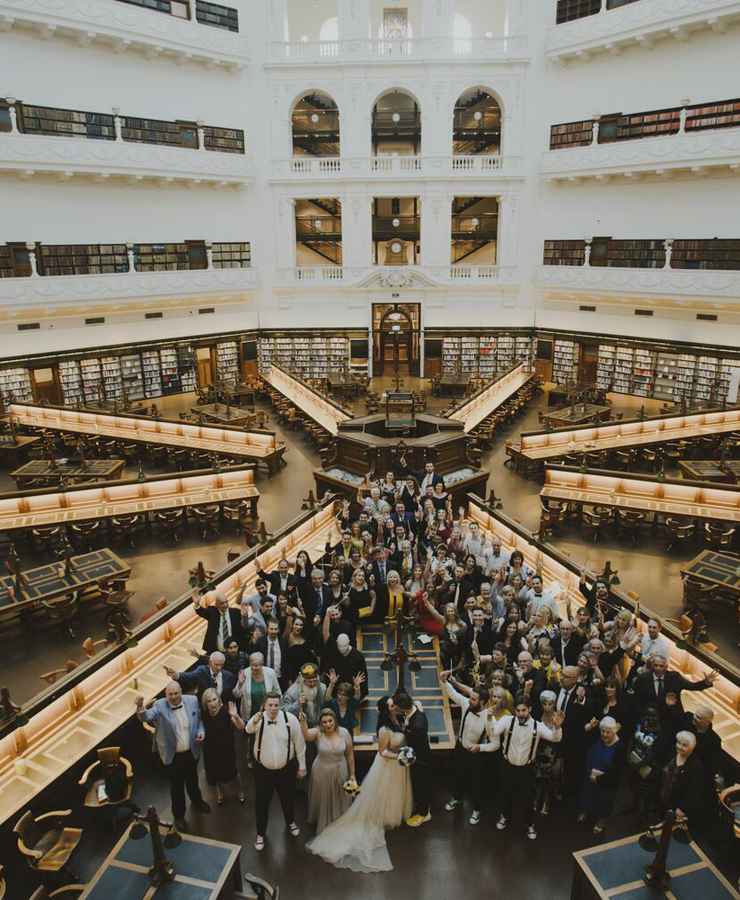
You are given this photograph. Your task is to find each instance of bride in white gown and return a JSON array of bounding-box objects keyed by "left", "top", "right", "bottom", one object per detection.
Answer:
[{"left": 305, "top": 701, "right": 413, "bottom": 872}]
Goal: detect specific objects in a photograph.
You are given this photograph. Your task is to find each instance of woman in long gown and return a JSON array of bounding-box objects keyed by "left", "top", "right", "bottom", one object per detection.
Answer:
[
  {"left": 300, "top": 707, "right": 355, "bottom": 834},
  {"left": 306, "top": 700, "right": 413, "bottom": 872},
  {"left": 201, "top": 688, "right": 238, "bottom": 805}
]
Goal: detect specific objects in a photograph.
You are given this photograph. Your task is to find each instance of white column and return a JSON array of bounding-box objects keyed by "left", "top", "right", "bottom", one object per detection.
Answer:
[
  {"left": 126, "top": 242, "right": 136, "bottom": 273},
  {"left": 584, "top": 240, "right": 592, "bottom": 267},
  {"left": 421, "top": 191, "right": 451, "bottom": 268},
  {"left": 679, "top": 107, "right": 688, "bottom": 133},
  {"left": 269, "top": 0, "right": 288, "bottom": 44},
  {"left": 663, "top": 240, "right": 673, "bottom": 270},
  {"left": 6, "top": 99, "right": 17, "bottom": 133},
  {"left": 339, "top": 0, "right": 369, "bottom": 42},
  {"left": 342, "top": 194, "right": 372, "bottom": 268},
  {"left": 196, "top": 119, "right": 205, "bottom": 150},
  {"left": 591, "top": 120, "right": 600, "bottom": 145},
  {"left": 205, "top": 241, "right": 214, "bottom": 270},
  {"left": 496, "top": 194, "right": 518, "bottom": 268},
  {"left": 25, "top": 242, "right": 38, "bottom": 276},
  {"left": 112, "top": 107, "right": 123, "bottom": 141}
]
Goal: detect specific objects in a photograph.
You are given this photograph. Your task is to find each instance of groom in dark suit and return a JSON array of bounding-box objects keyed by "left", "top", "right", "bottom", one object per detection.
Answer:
[{"left": 396, "top": 692, "right": 432, "bottom": 827}]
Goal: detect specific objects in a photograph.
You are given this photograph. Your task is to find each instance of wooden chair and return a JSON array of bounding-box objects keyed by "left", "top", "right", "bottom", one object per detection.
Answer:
[
  {"left": 616, "top": 509, "right": 645, "bottom": 546},
  {"left": 31, "top": 526, "right": 64, "bottom": 557},
  {"left": 581, "top": 509, "right": 608, "bottom": 544},
  {"left": 28, "top": 886, "right": 86, "bottom": 900},
  {"left": 13, "top": 809, "right": 82, "bottom": 882},
  {"left": 154, "top": 509, "right": 185, "bottom": 544},
  {"left": 40, "top": 660, "right": 79, "bottom": 685},
  {"left": 612, "top": 448, "right": 636, "bottom": 469},
  {"left": 110, "top": 513, "right": 144, "bottom": 550},
  {"left": 665, "top": 517, "right": 695, "bottom": 552},
  {"left": 78, "top": 746, "right": 137, "bottom": 823},
  {"left": 69, "top": 520, "right": 101, "bottom": 553},
  {"left": 145, "top": 444, "right": 168, "bottom": 467},
  {"left": 222, "top": 500, "right": 249, "bottom": 534},
  {"left": 191, "top": 504, "right": 221, "bottom": 542},
  {"left": 703, "top": 522, "right": 736, "bottom": 551}
]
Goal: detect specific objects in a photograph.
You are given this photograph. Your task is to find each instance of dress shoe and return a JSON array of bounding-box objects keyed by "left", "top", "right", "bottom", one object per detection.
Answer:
[
  {"left": 192, "top": 800, "right": 211, "bottom": 814},
  {"left": 174, "top": 817, "right": 187, "bottom": 832}
]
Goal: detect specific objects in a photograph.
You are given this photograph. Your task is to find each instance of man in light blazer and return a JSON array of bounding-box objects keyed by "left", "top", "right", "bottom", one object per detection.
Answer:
[
  {"left": 232, "top": 652, "right": 282, "bottom": 784},
  {"left": 135, "top": 681, "right": 210, "bottom": 830}
]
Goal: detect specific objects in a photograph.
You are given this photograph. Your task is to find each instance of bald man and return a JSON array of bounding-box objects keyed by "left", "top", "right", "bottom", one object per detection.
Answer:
[
  {"left": 193, "top": 589, "right": 246, "bottom": 653},
  {"left": 136, "top": 681, "right": 209, "bottom": 830},
  {"left": 165, "top": 651, "right": 237, "bottom": 700},
  {"left": 556, "top": 665, "right": 593, "bottom": 796},
  {"left": 672, "top": 703, "right": 723, "bottom": 786}
]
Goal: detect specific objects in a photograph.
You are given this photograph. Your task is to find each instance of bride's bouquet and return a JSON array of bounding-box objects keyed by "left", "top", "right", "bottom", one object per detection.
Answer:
[
  {"left": 397, "top": 746, "right": 416, "bottom": 767},
  {"left": 342, "top": 777, "right": 360, "bottom": 797}
]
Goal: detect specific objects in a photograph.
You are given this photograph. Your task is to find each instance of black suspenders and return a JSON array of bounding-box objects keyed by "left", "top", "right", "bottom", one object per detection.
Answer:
[
  {"left": 255, "top": 711, "right": 294, "bottom": 766},
  {"left": 503, "top": 718, "right": 538, "bottom": 764}
]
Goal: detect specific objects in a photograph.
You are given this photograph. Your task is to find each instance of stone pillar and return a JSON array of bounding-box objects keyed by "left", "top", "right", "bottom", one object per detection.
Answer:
[{"left": 25, "top": 242, "right": 38, "bottom": 277}]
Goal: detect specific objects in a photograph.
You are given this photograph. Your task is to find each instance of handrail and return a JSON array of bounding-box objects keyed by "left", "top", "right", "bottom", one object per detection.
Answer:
[{"left": 0, "top": 494, "right": 337, "bottom": 741}]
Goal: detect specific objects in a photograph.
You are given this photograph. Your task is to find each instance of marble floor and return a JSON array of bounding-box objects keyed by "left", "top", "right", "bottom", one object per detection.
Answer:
[{"left": 1, "top": 382, "right": 737, "bottom": 710}]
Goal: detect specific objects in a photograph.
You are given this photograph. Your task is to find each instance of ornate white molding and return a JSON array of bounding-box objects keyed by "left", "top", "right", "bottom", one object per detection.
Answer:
[
  {"left": 0, "top": 132, "right": 252, "bottom": 185},
  {"left": 546, "top": 0, "right": 740, "bottom": 62},
  {"left": 271, "top": 155, "right": 524, "bottom": 182},
  {"left": 0, "top": 0, "right": 249, "bottom": 68},
  {"left": 274, "top": 265, "right": 519, "bottom": 289},
  {"left": 542, "top": 128, "right": 740, "bottom": 180},
  {"left": 266, "top": 35, "right": 529, "bottom": 66},
  {"left": 537, "top": 264, "right": 740, "bottom": 299},
  {"left": 0, "top": 267, "right": 257, "bottom": 311}
]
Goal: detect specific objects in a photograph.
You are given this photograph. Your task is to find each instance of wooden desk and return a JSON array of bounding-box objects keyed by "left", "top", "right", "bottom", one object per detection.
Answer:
[
  {"left": 438, "top": 375, "right": 468, "bottom": 396},
  {"left": 226, "top": 383, "right": 256, "bottom": 406},
  {"left": 0, "top": 468, "right": 259, "bottom": 532},
  {"left": 509, "top": 407, "right": 740, "bottom": 463},
  {"left": 543, "top": 403, "right": 611, "bottom": 429},
  {"left": 191, "top": 404, "right": 254, "bottom": 427},
  {"left": 540, "top": 468, "right": 740, "bottom": 526},
  {"left": 9, "top": 403, "right": 285, "bottom": 475},
  {"left": 0, "top": 548, "right": 130, "bottom": 612},
  {"left": 265, "top": 364, "right": 351, "bottom": 435},
  {"left": 681, "top": 550, "right": 740, "bottom": 596},
  {"left": 449, "top": 363, "right": 533, "bottom": 433},
  {"left": 80, "top": 823, "right": 242, "bottom": 900},
  {"left": 678, "top": 460, "right": 731, "bottom": 482},
  {"left": 0, "top": 435, "right": 41, "bottom": 466},
  {"left": 572, "top": 833, "right": 736, "bottom": 900},
  {"left": 11, "top": 458, "right": 126, "bottom": 489}
]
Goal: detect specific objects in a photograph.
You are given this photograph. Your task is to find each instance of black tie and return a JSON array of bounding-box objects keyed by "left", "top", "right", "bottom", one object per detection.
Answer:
[{"left": 170, "top": 705, "right": 183, "bottom": 710}]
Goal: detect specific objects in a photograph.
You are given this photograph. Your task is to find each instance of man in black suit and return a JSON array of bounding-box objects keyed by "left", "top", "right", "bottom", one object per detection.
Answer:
[
  {"left": 369, "top": 545, "right": 391, "bottom": 623},
  {"left": 327, "top": 530, "right": 354, "bottom": 567},
  {"left": 418, "top": 461, "right": 444, "bottom": 494},
  {"left": 328, "top": 634, "right": 369, "bottom": 699},
  {"left": 254, "top": 619, "right": 289, "bottom": 690},
  {"left": 165, "top": 651, "right": 237, "bottom": 701},
  {"left": 194, "top": 589, "right": 245, "bottom": 653},
  {"left": 258, "top": 558, "right": 297, "bottom": 599},
  {"left": 510, "top": 650, "right": 546, "bottom": 705},
  {"left": 632, "top": 654, "right": 718, "bottom": 721},
  {"left": 396, "top": 692, "right": 432, "bottom": 826},
  {"left": 553, "top": 665, "right": 593, "bottom": 796},
  {"left": 462, "top": 608, "right": 495, "bottom": 669},
  {"left": 553, "top": 619, "right": 586, "bottom": 667}
]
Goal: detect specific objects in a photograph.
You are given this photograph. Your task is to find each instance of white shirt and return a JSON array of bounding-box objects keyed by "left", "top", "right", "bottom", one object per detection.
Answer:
[
  {"left": 245, "top": 711, "right": 306, "bottom": 770},
  {"left": 209, "top": 668, "right": 223, "bottom": 697},
  {"left": 641, "top": 633, "right": 670, "bottom": 661},
  {"left": 445, "top": 682, "right": 499, "bottom": 752},
  {"left": 487, "top": 550, "right": 510, "bottom": 573},
  {"left": 266, "top": 638, "right": 282, "bottom": 677},
  {"left": 493, "top": 715, "right": 562, "bottom": 766},
  {"left": 171, "top": 705, "right": 191, "bottom": 753},
  {"left": 556, "top": 686, "right": 574, "bottom": 713}
]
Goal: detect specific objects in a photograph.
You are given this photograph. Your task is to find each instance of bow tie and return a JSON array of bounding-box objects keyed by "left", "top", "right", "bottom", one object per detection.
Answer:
[
  {"left": 266, "top": 720, "right": 276, "bottom": 725},
  {"left": 170, "top": 705, "right": 183, "bottom": 711}
]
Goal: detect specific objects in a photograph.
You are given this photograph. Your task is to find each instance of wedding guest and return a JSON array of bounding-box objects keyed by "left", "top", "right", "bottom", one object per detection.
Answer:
[
  {"left": 328, "top": 634, "right": 368, "bottom": 698},
  {"left": 232, "top": 652, "right": 281, "bottom": 803},
  {"left": 577, "top": 716, "right": 625, "bottom": 835},
  {"left": 283, "top": 614, "right": 318, "bottom": 684},
  {"left": 300, "top": 707, "right": 356, "bottom": 834},
  {"left": 165, "top": 651, "right": 236, "bottom": 700},
  {"left": 194, "top": 589, "right": 245, "bottom": 653},
  {"left": 326, "top": 677, "right": 363, "bottom": 731},
  {"left": 258, "top": 556, "right": 298, "bottom": 598},
  {"left": 441, "top": 671, "right": 498, "bottom": 826},
  {"left": 493, "top": 694, "right": 564, "bottom": 840},
  {"left": 282, "top": 663, "right": 329, "bottom": 729},
  {"left": 135, "top": 682, "right": 210, "bottom": 831},
  {"left": 658, "top": 731, "right": 709, "bottom": 833},
  {"left": 201, "top": 688, "right": 238, "bottom": 806},
  {"left": 230, "top": 692, "right": 306, "bottom": 852},
  {"left": 255, "top": 619, "right": 288, "bottom": 689},
  {"left": 533, "top": 690, "right": 561, "bottom": 817}
]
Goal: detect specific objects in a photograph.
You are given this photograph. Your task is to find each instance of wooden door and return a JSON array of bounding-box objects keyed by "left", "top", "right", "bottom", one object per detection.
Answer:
[
  {"left": 196, "top": 348, "right": 213, "bottom": 387},
  {"left": 32, "top": 367, "right": 61, "bottom": 405},
  {"left": 579, "top": 344, "right": 599, "bottom": 385}
]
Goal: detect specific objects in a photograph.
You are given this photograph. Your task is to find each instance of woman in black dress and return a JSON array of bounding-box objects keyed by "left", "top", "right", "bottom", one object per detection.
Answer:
[
  {"left": 201, "top": 688, "right": 238, "bottom": 805},
  {"left": 283, "top": 614, "right": 318, "bottom": 682}
]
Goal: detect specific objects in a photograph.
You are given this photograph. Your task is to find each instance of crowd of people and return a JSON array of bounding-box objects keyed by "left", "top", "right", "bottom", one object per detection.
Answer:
[{"left": 134, "top": 462, "right": 727, "bottom": 870}]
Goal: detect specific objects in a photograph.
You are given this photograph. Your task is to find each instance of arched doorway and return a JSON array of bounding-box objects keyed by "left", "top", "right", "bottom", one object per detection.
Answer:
[
  {"left": 452, "top": 87, "right": 502, "bottom": 156},
  {"left": 291, "top": 92, "right": 340, "bottom": 157},
  {"left": 372, "top": 303, "right": 421, "bottom": 377}
]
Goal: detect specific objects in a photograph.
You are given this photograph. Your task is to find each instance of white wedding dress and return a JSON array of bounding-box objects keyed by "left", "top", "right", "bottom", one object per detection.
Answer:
[{"left": 305, "top": 727, "right": 413, "bottom": 872}]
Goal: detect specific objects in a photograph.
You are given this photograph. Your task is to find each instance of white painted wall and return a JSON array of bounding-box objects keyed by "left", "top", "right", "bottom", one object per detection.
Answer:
[{"left": 1, "top": 0, "right": 739, "bottom": 360}]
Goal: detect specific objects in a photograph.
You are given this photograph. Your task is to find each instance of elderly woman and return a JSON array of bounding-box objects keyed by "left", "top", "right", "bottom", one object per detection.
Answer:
[
  {"left": 658, "top": 730, "right": 709, "bottom": 832},
  {"left": 578, "top": 716, "right": 625, "bottom": 834},
  {"left": 534, "top": 690, "right": 561, "bottom": 817},
  {"left": 201, "top": 687, "right": 238, "bottom": 805}
]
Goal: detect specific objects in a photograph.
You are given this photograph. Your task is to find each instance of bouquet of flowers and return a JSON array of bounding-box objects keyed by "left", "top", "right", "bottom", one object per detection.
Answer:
[
  {"left": 342, "top": 777, "right": 360, "bottom": 797},
  {"left": 397, "top": 746, "right": 416, "bottom": 768}
]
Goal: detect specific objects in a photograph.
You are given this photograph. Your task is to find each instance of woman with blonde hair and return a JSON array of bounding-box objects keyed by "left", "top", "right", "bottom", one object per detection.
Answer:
[
  {"left": 386, "top": 569, "right": 406, "bottom": 620},
  {"left": 201, "top": 687, "right": 238, "bottom": 805}
]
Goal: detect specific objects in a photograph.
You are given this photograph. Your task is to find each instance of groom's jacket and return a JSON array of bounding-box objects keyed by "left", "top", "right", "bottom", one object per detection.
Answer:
[{"left": 404, "top": 708, "right": 431, "bottom": 764}]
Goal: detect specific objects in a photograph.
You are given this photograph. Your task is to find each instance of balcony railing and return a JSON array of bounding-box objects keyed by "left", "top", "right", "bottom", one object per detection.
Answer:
[
  {"left": 275, "top": 265, "right": 518, "bottom": 286},
  {"left": 546, "top": 0, "right": 740, "bottom": 62},
  {"left": 0, "top": 0, "right": 248, "bottom": 68},
  {"left": 0, "top": 241, "right": 255, "bottom": 308},
  {"left": 0, "top": 100, "right": 250, "bottom": 184},
  {"left": 272, "top": 155, "right": 522, "bottom": 179},
  {"left": 538, "top": 263, "right": 740, "bottom": 298},
  {"left": 267, "top": 34, "right": 528, "bottom": 64}
]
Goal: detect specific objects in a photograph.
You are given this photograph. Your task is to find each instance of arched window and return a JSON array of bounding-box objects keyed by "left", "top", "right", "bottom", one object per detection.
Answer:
[
  {"left": 452, "top": 88, "right": 502, "bottom": 157},
  {"left": 292, "top": 92, "right": 340, "bottom": 158},
  {"left": 371, "top": 90, "right": 421, "bottom": 156}
]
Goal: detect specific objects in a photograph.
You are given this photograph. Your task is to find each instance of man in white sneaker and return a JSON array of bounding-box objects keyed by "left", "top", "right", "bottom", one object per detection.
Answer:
[
  {"left": 493, "top": 694, "right": 564, "bottom": 840},
  {"left": 440, "top": 671, "right": 499, "bottom": 826}
]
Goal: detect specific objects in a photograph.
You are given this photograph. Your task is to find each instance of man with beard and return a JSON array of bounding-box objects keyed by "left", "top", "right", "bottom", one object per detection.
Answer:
[{"left": 281, "top": 663, "right": 328, "bottom": 771}]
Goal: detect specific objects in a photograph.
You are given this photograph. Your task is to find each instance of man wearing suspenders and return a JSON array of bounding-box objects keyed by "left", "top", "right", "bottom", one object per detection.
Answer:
[
  {"left": 232, "top": 691, "right": 306, "bottom": 852},
  {"left": 440, "top": 672, "right": 499, "bottom": 825},
  {"left": 492, "top": 694, "right": 564, "bottom": 840}
]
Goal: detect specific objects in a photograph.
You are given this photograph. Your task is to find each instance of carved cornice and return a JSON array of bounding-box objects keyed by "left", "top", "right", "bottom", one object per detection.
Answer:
[
  {"left": 537, "top": 264, "right": 740, "bottom": 299},
  {"left": 546, "top": 0, "right": 740, "bottom": 62},
  {"left": 0, "top": 0, "right": 249, "bottom": 68},
  {"left": 0, "top": 133, "right": 252, "bottom": 185}
]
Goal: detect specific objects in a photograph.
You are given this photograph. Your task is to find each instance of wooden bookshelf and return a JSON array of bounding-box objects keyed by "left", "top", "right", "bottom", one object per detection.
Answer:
[
  {"left": 212, "top": 242, "right": 250, "bottom": 268},
  {"left": 600, "top": 238, "right": 665, "bottom": 269},
  {"left": 543, "top": 240, "right": 586, "bottom": 266},
  {"left": 195, "top": 0, "right": 239, "bottom": 31},
  {"left": 671, "top": 239, "right": 740, "bottom": 270},
  {"left": 121, "top": 117, "right": 198, "bottom": 149},
  {"left": 203, "top": 126, "right": 245, "bottom": 154},
  {"left": 37, "top": 243, "right": 128, "bottom": 276},
  {"left": 549, "top": 119, "right": 593, "bottom": 149},
  {"left": 18, "top": 104, "right": 115, "bottom": 140},
  {"left": 555, "top": 0, "right": 600, "bottom": 24}
]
